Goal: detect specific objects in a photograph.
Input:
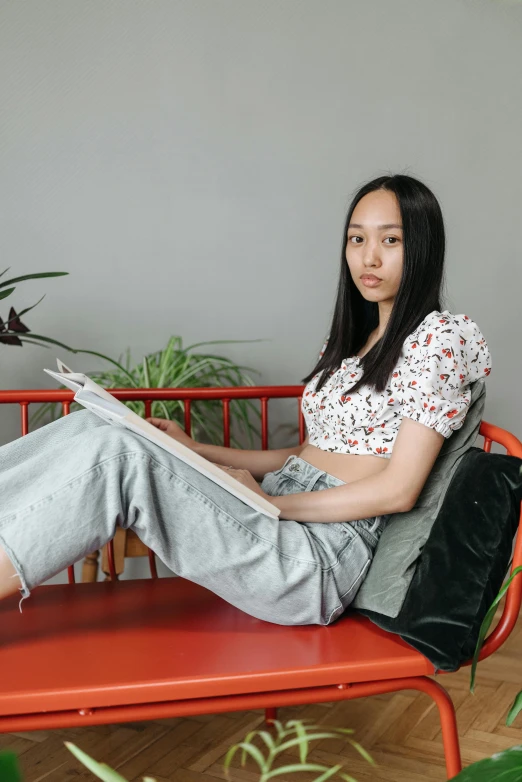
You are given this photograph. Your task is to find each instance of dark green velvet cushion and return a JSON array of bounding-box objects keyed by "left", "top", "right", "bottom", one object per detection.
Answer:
[{"left": 356, "top": 447, "right": 522, "bottom": 672}]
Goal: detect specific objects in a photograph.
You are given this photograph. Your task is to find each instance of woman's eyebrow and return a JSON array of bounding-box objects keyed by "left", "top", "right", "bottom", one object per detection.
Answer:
[{"left": 348, "top": 223, "right": 403, "bottom": 230}]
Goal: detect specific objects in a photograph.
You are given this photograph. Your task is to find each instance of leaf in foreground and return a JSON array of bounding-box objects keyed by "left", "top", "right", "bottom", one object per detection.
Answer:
[
  {"left": 507, "top": 690, "right": 522, "bottom": 726},
  {"left": 449, "top": 745, "right": 522, "bottom": 780},
  {"left": 65, "top": 742, "right": 130, "bottom": 781},
  {"left": 0, "top": 750, "right": 22, "bottom": 782}
]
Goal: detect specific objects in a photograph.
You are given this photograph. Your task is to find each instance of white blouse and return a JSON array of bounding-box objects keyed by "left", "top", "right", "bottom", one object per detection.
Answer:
[{"left": 302, "top": 310, "right": 492, "bottom": 458}]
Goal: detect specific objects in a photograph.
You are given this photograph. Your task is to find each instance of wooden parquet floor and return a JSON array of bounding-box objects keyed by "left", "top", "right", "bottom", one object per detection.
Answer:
[{"left": 3, "top": 614, "right": 522, "bottom": 782}]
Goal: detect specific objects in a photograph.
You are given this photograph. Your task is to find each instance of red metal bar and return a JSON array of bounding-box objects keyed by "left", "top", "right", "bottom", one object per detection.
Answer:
[
  {"left": 261, "top": 397, "right": 268, "bottom": 450},
  {"left": 20, "top": 403, "right": 29, "bottom": 436},
  {"left": 0, "top": 675, "right": 462, "bottom": 776},
  {"left": 144, "top": 400, "right": 152, "bottom": 419},
  {"left": 67, "top": 566, "right": 75, "bottom": 584},
  {"left": 62, "top": 401, "right": 70, "bottom": 416},
  {"left": 107, "top": 541, "right": 117, "bottom": 581},
  {"left": 222, "top": 398, "right": 231, "bottom": 447},
  {"left": 483, "top": 436, "right": 492, "bottom": 453},
  {"left": 148, "top": 549, "right": 158, "bottom": 579},
  {"left": 0, "top": 386, "right": 306, "bottom": 404},
  {"left": 184, "top": 400, "right": 191, "bottom": 437}
]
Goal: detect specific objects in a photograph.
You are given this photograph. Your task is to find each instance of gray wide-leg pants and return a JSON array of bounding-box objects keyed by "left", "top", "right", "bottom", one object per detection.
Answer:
[{"left": 0, "top": 410, "right": 388, "bottom": 625}]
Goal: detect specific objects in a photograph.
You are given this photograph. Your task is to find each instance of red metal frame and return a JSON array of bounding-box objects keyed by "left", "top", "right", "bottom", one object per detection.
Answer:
[{"left": 0, "top": 386, "right": 520, "bottom": 780}]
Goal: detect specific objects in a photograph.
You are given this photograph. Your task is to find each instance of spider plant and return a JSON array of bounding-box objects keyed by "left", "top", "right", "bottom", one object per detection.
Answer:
[
  {"left": 63, "top": 718, "right": 374, "bottom": 781},
  {"left": 33, "top": 336, "right": 264, "bottom": 448}
]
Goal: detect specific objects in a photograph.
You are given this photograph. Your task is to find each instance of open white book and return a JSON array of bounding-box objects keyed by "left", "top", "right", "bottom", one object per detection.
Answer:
[{"left": 44, "top": 360, "right": 280, "bottom": 520}]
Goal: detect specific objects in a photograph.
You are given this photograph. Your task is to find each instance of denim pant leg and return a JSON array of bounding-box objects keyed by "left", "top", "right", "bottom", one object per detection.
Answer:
[
  {"left": 261, "top": 456, "right": 391, "bottom": 622},
  {"left": 0, "top": 411, "right": 384, "bottom": 626}
]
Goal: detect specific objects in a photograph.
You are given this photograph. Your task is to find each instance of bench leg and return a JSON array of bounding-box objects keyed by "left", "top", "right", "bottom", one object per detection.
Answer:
[
  {"left": 417, "top": 677, "right": 462, "bottom": 780},
  {"left": 264, "top": 707, "right": 277, "bottom": 725}
]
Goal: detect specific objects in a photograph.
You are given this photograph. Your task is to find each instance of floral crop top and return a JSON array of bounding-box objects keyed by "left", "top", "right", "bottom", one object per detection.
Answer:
[{"left": 302, "top": 310, "right": 492, "bottom": 458}]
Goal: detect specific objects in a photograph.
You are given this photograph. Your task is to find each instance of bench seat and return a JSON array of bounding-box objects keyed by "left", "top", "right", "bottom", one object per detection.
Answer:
[{"left": 0, "top": 577, "right": 434, "bottom": 718}]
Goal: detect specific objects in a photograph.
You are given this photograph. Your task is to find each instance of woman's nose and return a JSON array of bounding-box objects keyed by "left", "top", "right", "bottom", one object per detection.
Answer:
[{"left": 362, "top": 239, "right": 382, "bottom": 266}]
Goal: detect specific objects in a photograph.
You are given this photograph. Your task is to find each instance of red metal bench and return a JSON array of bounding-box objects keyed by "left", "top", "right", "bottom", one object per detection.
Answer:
[{"left": 0, "top": 386, "right": 521, "bottom": 780}]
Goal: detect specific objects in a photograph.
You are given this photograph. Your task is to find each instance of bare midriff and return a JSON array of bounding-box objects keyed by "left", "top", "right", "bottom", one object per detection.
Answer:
[{"left": 298, "top": 444, "right": 389, "bottom": 484}]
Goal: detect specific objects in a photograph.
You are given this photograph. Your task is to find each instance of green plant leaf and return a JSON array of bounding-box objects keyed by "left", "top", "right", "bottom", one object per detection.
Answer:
[
  {"left": 5, "top": 295, "right": 45, "bottom": 325},
  {"left": 265, "top": 763, "right": 340, "bottom": 779},
  {"left": 18, "top": 332, "right": 78, "bottom": 352},
  {"left": 507, "top": 690, "right": 522, "bottom": 726},
  {"left": 313, "top": 767, "right": 358, "bottom": 782},
  {"left": 223, "top": 741, "right": 267, "bottom": 775},
  {"left": 18, "top": 338, "right": 51, "bottom": 348},
  {"left": 65, "top": 742, "right": 130, "bottom": 781},
  {"left": 0, "top": 750, "right": 22, "bottom": 782},
  {"left": 449, "top": 745, "right": 522, "bottom": 780},
  {"left": 0, "top": 286, "right": 15, "bottom": 301},
  {"left": 274, "top": 733, "right": 356, "bottom": 757},
  {"left": 0, "top": 271, "right": 68, "bottom": 289},
  {"left": 470, "top": 566, "right": 522, "bottom": 692},
  {"left": 74, "top": 349, "right": 138, "bottom": 386}
]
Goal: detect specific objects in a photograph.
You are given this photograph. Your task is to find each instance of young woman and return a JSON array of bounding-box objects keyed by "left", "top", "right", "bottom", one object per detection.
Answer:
[{"left": 0, "top": 174, "right": 491, "bottom": 626}]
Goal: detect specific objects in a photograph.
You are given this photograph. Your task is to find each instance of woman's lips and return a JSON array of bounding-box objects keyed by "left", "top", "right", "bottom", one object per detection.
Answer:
[{"left": 361, "top": 276, "right": 382, "bottom": 287}]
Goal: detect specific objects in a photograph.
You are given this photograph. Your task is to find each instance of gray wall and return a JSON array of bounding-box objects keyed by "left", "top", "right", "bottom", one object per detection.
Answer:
[{"left": 0, "top": 1, "right": 521, "bottom": 582}]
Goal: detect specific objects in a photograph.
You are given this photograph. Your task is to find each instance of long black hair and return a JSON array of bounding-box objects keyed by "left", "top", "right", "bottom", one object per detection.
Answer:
[{"left": 302, "top": 174, "right": 447, "bottom": 395}]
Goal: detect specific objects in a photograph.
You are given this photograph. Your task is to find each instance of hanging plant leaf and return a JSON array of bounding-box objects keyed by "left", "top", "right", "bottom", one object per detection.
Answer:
[
  {"left": 0, "top": 272, "right": 68, "bottom": 290},
  {"left": 0, "top": 287, "right": 15, "bottom": 301},
  {"left": 7, "top": 307, "right": 30, "bottom": 333},
  {"left": 0, "top": 315, "right": 23, "bottom": 346},
  {"left": 0, "top": 750, "right": 22, "bottom": 781}
]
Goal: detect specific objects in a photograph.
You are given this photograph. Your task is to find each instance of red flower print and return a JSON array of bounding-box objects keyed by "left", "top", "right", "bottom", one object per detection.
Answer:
[
  {"left": 381, "top": 423, "right": 385, "bottom": 428},
  {"left": 412, "top": 342, "right": 418, "bottom": 349},
  {"left": 348, "top": 439, "right": 352, "bottom": 443},
  {"left": 430, "top": 405, "right": 436, "bottom": 411},
  {"left": 426, "top": 333, "right": 433, "bottom": 345},
  {"left": 383, "top": 447, "right": 388, "bottom": 452},
  {"left": 440, "top": 375, "right": 444, "bottom": 380},
  {"left": 460, "top": 340, "right": 464, "bottom": 345},
  {"left": 460, "top": 374, "right": 465, "bottom": 381},
  {"left": 350, "top": 374, "right": 356, "bottom": 378},
  {"left": 393, "top": 372, "right": 399, "bottom": 377},
  {"left": 484, "top": 367, "right": 491, "bottom": 376},
  {"left": 411, "top": 380, "right": 417, "bottom": 385},
  {"left": 387, "top": 398, "right": 395, "bottom": 405},
  {"left": 368, "top": 427, "right": 374, "bottom": 432},
  {"left": 319, "top": 405, "right": 325, "bottom": 410},
  {"left": 347, "top": 397, "right": 351, "bottom": 401},
  {"left": 464, "top": 315, "right": 469, "bottom": 320},
  {"left": 446, "top": 409, "right": 458, "bottom": 418},
  {"left": 376, "top": 447, "right": 382, "bottom": 454},
  {"left": 352, "top": 440, "right": 358, "bottom": 445},
  {"left": 424, "top": 402, "right": 428, "bottom": 408}
]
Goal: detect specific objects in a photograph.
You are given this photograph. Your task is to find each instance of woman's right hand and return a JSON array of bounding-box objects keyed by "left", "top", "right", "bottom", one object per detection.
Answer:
[{"left": 146, "top": 417, "right": 196, "bottom": 450}]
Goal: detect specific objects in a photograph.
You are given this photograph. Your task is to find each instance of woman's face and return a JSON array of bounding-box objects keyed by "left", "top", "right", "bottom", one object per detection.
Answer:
[{"left": 346, "top": 189, "right": 404, "bottom": 306}]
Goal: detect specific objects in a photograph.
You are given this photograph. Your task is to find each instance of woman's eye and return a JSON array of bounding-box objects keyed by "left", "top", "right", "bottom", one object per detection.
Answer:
[
  {"left": 384, "top": 237, "right": 399, "bottom": 245},
  {"left": 348, "top": 236, "right": 363, "bottom": 244}
]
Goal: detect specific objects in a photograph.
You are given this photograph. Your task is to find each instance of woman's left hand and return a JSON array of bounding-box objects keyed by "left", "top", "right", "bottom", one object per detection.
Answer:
[{"left": 215, "top": 465, "right": 269, "bottom": 500}]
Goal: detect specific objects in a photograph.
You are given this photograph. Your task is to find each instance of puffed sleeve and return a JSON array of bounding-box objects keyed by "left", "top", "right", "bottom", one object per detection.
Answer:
[{"left": 390, "top": 312, "right": 492, "bottom": 438}]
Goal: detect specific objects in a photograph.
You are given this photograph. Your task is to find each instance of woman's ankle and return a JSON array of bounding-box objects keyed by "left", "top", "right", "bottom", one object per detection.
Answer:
[{"left": 0, "top": 545, "right": 22, "bottom": 600}]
